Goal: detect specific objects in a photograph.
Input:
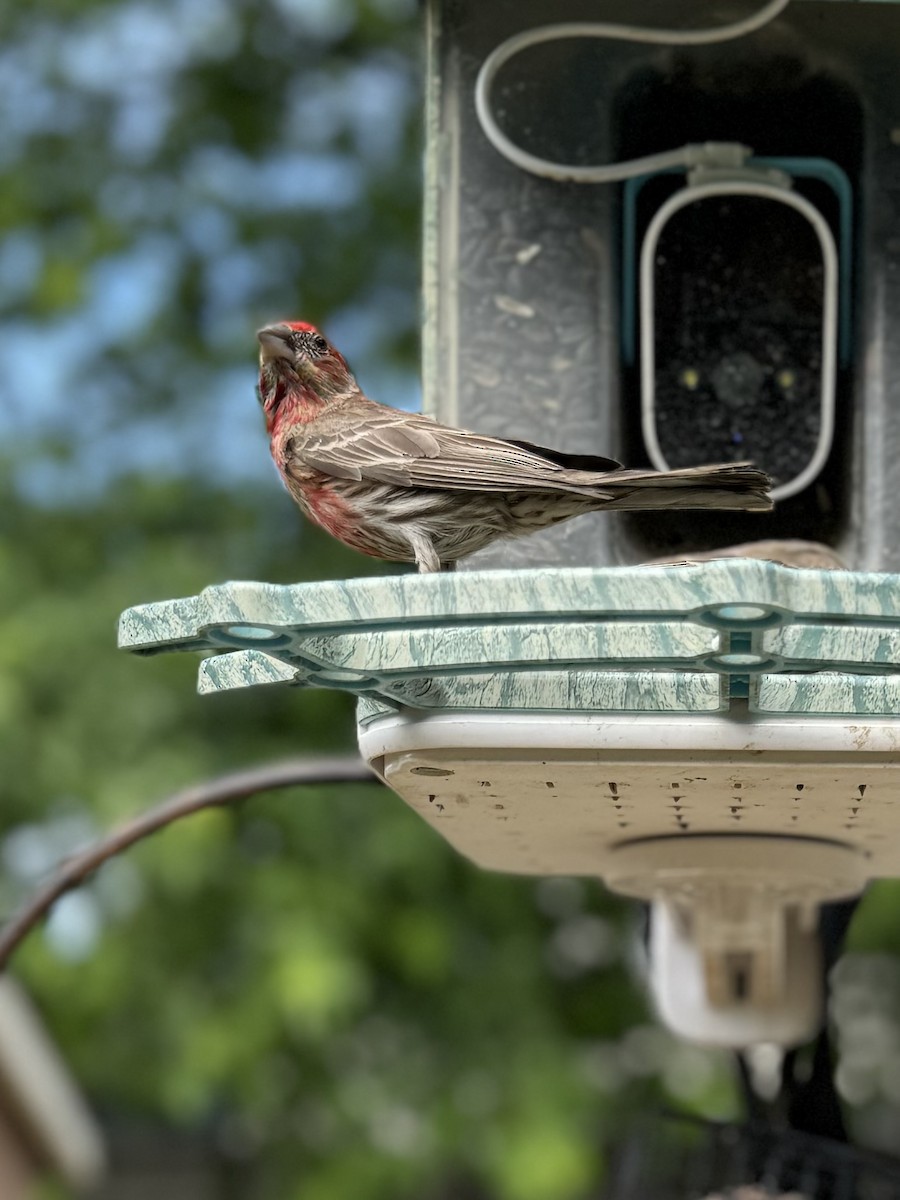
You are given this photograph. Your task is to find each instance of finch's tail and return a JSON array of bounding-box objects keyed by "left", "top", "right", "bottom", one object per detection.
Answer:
[{"left": 595, "top": 462, "right": 773, "bottom": 512}]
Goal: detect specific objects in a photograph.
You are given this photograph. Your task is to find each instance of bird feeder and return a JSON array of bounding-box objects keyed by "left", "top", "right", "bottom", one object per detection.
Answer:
[
  {"left": 424, "top": 0, "right": 900, "bottom": 569},
  {"left": 121, "top": 560, "right": 900, "bottom": 1047},
  {"left": 123, "top": 0, "right": 900, "bottom": 1050}
]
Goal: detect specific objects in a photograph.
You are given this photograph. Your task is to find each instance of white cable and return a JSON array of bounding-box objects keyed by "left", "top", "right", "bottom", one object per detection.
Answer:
[{"left": 474, "top": 0, "right": 791, "bottom": 183}]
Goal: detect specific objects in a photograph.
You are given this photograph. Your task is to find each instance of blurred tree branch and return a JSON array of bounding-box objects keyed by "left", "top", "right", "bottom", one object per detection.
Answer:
[{"left": 0, "top": 757, "right": 379, "bottom": 972}]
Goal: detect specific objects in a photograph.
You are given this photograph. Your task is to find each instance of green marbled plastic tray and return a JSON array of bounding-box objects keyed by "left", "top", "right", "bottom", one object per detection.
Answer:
[{"left": 117, "top": 562, "right": 900, "bottom": 721}]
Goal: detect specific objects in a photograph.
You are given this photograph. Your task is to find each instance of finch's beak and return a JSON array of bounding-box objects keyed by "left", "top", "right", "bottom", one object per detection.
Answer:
[{"left": 257, "top": 324, "right": 294, "bottom": 362}]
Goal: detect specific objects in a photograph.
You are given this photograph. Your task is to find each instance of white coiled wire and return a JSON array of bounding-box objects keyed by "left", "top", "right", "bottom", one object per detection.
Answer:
[{"left": 474, "top": 0, "right": 791, "bottom": 183}]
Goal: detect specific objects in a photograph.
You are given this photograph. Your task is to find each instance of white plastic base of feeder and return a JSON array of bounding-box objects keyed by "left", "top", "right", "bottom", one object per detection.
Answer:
[
  {"left": 359, "top": 711, "right": 892, "bottom": 1048},
  {"left": 614, "top": 838, "right": 860, "bottom": 1048}
]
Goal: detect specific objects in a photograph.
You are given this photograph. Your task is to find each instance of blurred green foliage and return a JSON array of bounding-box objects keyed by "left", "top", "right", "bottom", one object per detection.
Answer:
[
  {"left": 4, "top": 471, "right": 704, "bottom": 1199},
  {"left": 5, "top": 0, "right": 897, "bottom": 1197}
]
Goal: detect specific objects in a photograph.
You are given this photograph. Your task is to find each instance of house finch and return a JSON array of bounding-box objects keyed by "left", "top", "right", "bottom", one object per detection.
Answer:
[{"left": 258, "top": 320, "right": 772, "bottom": 573}]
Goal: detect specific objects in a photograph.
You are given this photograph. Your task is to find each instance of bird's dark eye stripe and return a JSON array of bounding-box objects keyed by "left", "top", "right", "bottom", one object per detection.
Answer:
[{"left": 288, "top": 331, "right": 329, "bottom": 355}]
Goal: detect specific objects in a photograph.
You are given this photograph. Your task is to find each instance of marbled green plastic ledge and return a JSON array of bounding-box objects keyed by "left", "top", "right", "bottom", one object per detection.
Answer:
[{"left": 117, "top": 562, "right": 900, "bottom": 719}]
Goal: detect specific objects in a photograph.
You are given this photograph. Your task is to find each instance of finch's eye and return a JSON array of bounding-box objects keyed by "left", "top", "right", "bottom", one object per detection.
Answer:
[{"left": 312, "top": 335, "right": 328, "bottom": 354}]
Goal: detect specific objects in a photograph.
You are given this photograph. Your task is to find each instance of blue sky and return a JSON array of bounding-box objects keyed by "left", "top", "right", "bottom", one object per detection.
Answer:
[{"left": 0, "top": 0, "right": 421, "bottom": 503}]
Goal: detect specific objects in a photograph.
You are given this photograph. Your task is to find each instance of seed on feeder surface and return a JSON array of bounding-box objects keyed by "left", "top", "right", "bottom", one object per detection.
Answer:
[
  {"left": 680, "top": 367, "right": 700, "bottom": 390},
  {"left": 776, "top": 369, "right": 796, "bottom": 389},
  {"left": 493, "top": 294, "right": 536, "bottom": 319},
  {"left": 515, "top": 243, "right": 542, "bottom": 265}
]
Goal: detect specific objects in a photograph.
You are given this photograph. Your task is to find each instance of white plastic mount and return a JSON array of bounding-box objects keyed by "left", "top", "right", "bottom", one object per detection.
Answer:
[{"left": 609, "top": 836, "right": 862, "bottom": 1048}]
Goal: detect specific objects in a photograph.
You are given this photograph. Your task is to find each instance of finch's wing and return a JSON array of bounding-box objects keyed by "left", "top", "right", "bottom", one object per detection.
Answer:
[
  {"left": 503, "top": 439, "right": 622, "bottom": 473},
  {"left": 288, "top": 409, "right": 622, "bottom": 493}
]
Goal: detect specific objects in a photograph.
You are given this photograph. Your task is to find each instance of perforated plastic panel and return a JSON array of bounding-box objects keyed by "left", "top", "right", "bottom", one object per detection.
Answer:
[{"left": 357, "top": 712, "right": 899, "bottom": 881}]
